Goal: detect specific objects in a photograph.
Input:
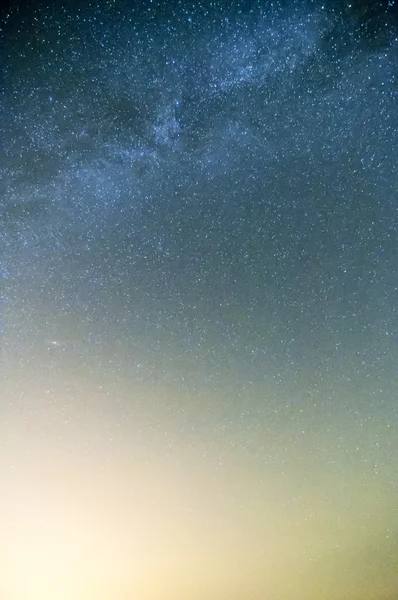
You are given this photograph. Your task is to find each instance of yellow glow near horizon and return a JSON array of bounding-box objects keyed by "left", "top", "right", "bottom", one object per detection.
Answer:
[{"left": 2, "top": 374, "right": 397, "bottom": 600}]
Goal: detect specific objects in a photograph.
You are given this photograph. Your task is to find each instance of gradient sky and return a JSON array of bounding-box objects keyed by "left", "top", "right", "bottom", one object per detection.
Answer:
[{"left": 1, "top": 1, "right": 397, "bottom": 599}]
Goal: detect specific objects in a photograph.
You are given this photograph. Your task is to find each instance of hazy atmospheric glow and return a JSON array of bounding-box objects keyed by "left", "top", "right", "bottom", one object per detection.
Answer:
[{"left": 1, "top": 1, "right": 397, "bottom": 599}]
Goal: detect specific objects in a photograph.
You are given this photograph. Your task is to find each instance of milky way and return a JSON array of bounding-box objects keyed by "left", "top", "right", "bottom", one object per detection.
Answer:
[{"left": 1, "top": 1, "right": 397, "bottom": 599}]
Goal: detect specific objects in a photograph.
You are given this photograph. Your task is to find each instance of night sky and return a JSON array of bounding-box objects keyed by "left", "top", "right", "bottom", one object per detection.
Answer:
[{"left": 1, "top": 1, "right": 397, "bottom": 599}]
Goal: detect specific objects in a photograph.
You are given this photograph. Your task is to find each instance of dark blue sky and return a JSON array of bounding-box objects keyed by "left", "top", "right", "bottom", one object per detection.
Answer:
[{"left": 1, "top": 1, "right": 397, "bottom": 598}]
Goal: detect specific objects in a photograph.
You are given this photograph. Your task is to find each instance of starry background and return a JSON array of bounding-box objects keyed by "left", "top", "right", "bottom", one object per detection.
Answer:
[{"left": 0, "top": 0, "right": 397, "bottom": 599}]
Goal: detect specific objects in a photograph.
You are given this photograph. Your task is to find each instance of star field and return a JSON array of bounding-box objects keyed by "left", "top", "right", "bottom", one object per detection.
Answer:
[{"left": 1, "top": 1, "right": 397, "bottom": 599}]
